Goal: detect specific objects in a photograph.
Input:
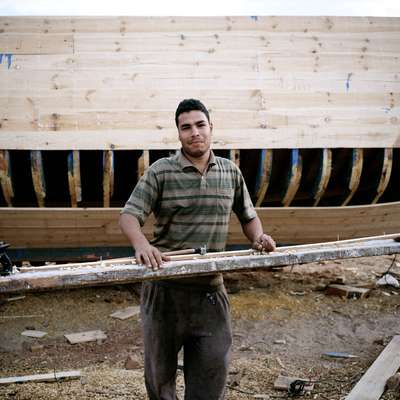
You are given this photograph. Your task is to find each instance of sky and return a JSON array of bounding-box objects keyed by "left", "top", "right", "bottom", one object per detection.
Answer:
[{"left": 1, "top": 0, "right": 400, "bottom": 17}]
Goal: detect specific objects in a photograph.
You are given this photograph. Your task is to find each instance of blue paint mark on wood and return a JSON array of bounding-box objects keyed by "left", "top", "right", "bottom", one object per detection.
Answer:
[
  {"left": 254, "top": 149, "right": 266, "bottom": 195},
  {"left": 250, "top": 16, "right": 258, "bottom": 21},
  {"left": 0, "top": 53, "right": 13, "bottom": 69},
  {"left": 6, "top": 54, "right": 12, "bottom": 69}
]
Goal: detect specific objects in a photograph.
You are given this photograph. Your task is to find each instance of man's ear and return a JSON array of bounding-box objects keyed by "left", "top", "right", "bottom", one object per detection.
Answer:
[{"left": 209, "top": 122, "right": 213, "bottom": 134}]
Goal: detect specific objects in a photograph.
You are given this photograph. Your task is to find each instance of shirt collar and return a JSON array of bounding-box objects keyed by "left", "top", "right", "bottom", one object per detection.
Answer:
[{"left": 177, "top": 149, "right": 216, "bottom": 171}]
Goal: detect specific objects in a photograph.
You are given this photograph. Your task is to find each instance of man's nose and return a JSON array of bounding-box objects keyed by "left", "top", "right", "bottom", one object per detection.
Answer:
[{"left": 191, "top": 126, "right": 200, "bottom": 135}]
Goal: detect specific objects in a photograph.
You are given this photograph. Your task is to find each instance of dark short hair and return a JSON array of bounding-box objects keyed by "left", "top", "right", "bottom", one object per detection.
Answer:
[{"left": 175, "top": 99, "right": 210, "bottom": 127}]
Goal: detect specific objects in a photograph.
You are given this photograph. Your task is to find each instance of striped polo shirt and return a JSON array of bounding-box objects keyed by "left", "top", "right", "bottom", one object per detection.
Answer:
[{"left": 122, "top": 149, "right": 257, "bottom": 254}]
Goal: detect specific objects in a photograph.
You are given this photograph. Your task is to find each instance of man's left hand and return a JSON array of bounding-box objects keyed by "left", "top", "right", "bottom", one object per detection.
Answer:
[{"left": 253, "top": 233, "right": 276, "bottom": 252}]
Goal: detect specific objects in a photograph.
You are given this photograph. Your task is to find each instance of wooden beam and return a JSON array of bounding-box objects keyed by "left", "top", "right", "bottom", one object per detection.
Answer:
[
  {"left": 30, "top": 150, "right": 46, "bottom": 207},
  {"left": 1, "top": 237, "right": 399, "bottom": 294},
  {"left": 137, "top": 150, "right": 149, "bottom": 179},
  {"left": 103, "top": 150, "right": 114, "bottom": 207},
  {"left": 229, "top": 150, "right": 240, "bottom": 167},
  {"left": 372, "top": 148, "right": 393, "bottom": 204},
  {"left": 342, "top": 149, "right": 363, "bottom": 206},
  {"left": 282, "top": 149, "right": 302, "bottom": 207},
  {"left": 0, "top": 150, "right": 14, "bottom": 207},
  {"left": 255, "top": 149, "right": 273, "bottom": 207},
  {"left": 1, "top": 128, "right": 399, "bottom": 151},
  {"left": 67, "top": 151, "right": 82, "bottom": 208},
  {"left": 0, "top": 202, "right": 399, "bottom": 248},
  {"left": 346, "top": 335, "right": 400, "bottom": 400},
  {"left": 312, "top": 148, "right": 332, "bottom": 206},
  {"left": 0, "top": 370, "right": 81, "bottom": 385}
]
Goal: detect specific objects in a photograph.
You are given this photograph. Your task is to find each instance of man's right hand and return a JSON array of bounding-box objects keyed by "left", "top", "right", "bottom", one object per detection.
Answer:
[{"left": 134, "top": 242, "right": 169, "bottom": 270}]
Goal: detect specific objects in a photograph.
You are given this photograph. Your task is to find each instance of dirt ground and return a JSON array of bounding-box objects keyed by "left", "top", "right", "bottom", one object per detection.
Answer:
[{"left": 1, "top": 255, "right": 400, "bottom": 399}]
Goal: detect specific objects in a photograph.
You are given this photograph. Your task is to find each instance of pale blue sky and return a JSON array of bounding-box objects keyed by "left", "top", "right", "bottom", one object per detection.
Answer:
[{"left": 1, "top": 0, "right": 400, "bottom": 16}]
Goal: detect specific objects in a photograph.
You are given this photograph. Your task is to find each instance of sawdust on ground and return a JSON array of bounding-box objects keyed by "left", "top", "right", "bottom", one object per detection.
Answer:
[{"left": 1, "top": 255, "right": 400, "bottom": 399}]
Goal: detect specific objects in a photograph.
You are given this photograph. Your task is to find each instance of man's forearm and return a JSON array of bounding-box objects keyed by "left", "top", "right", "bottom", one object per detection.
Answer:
[
  {"left": 242, "top": 216, "right": 264, "bottom": 243},
  {"left": 119, "top": 213, "right": 149, "bottom": 248}
]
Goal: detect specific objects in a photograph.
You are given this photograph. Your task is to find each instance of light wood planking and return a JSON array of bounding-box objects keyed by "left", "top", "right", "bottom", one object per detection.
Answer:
[
  {"left": 103, "top": 150, "right": 114, "bottom": 207},
  {"left": 67, "top": 150, "right": 82, "bottom": 207},
  {"left": 313, "top": 148, "right": 332, "bottom": 206},
  {"left": 346, "top": 335, "right": 400, "bottom": 400},
  {"left": 372, "top": 148, "right": 393, "bottom": 204},
  {"left": 30, "top": 150, "right": 46, "bottom": 207},
  {"left": 282, "top": 149, "right": 302, "bottom": 206},
  {"left": 1, "top": 202, "right": 399, "bottom": 247},
  {"left": 0, "top": 150, "right": 14, "bottom": 207},
  {"left": 342, "top": 148, "right": 364, "bottom": 206},
  {"left": 255, "top": 149, "right": 273, "bottom": 206}
]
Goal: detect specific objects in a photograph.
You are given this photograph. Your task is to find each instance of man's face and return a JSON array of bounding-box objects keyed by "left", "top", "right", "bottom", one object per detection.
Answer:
[{"left": 177, "top": 110, "right": 212, "bottom": 158}]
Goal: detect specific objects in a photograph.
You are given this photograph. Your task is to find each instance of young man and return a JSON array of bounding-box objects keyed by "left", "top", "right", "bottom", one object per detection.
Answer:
[{"left": 119, "top": 99, "right": 275, "bottom": 400}]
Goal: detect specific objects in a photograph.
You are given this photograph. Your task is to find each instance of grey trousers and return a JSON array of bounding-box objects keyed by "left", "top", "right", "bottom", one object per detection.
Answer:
[{"left": 140, "top": 281, "right": 232, "bottom": 400}]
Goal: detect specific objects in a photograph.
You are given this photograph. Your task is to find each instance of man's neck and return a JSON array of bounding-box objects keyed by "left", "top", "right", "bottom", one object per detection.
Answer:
[{"left": 183, "top": 150, "right": 211, "bottom": 174}]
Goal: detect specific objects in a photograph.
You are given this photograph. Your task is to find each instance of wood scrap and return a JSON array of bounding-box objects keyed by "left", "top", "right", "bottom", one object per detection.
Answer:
[
  {"left": 64, "top": 330, "right": 107, "bottom": 344},
  {"left": 110, "top": 306, "right": 140, "bottom": 320},
  {"left": 0, "top": 370, "right": 81, "bottom": 385},
  {"left": 325, "top": 284, "right": 371, "bottom": 299},
  {"left": 21, "top": 330, "right": 47, "bottom": 338},
  {"left": 346, "top": 335, "right": 400, "bottom": 400}
]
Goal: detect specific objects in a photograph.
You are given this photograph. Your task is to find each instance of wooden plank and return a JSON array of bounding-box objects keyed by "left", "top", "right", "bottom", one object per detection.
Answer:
[
  {"left": 0, "top": 202, "right": 399, "bottom": 247},
  {"left": 67, "top": 150, "right": 82, "bottom": 207},
  {"left": 1, "top": 238, "right": 399, "bottom": 294},
  {"left": 342, "top": 149, "right": 364, "bottom": 206},
  {"left": 137, "top": 150, "right": 149, "bottom": 179},
  {"left": 0, "top": 370, "right": 81, "bottom": 385},
  {"left": 255, "top": 149, "right": 273, "bottom": 206},
  {"left": 9, "top": 126, "right": 398, "bottom": 150},
  {"left": 21, "top": 330, "right": 47, "bottom": 338},
  {"left": 0, "top": 150, "right": 14, "bottom": 207},
  {"left": 30, "top": 150, "right": 46, "bottom": 207},
  {"left": 372, "top": 148, "right": 393, "bottom": 204},
  {"left": 103, "top": 150, "right": 114, "bottom": 207},
  {"left": 312, "top": 148, "right": 332, "bottom": 206},
  {"left": 110, "top": 306, "right": 140, "bottom": 320},
  {"left": 64, "top": 330, "right": 107, "bottom": 344},
  {"left": 346, "top": 335, "right": 400, "bottom": 400},
  {"left": 282, "top": 149, "right": 302, "bottom": 207}
]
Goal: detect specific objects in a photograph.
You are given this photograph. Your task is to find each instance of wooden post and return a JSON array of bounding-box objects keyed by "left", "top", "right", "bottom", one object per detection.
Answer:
[
  {"left": 229, "top": 150, "right": 240, "bottom": 167},
  {"left": 282, "top": 149, "right": 302, "bottom": 207},
  {"left": 342, "top": 148, "right": 363, "bottom": 206},
  {"left": 0, "top": 150, "right": 14, "bottom": 207},
  {"left": 255, "top": 149, "right": 273, "bottom": 207},
  {"left": 67, "top": 150, "right": 82, "bottom": 208},
  {"left": 103, "top": 150, "right": 114, "bottom": 207},
  {"left": 138, "top": 150, "right": 149, "bottom": 179},
  {"left": 372, "top": 148, "right": 393, "bottom": 204},
  {"left": 30, "top": 150, "right": 46, "bottom": 207},
  {"left": 312, "top": 148, "right": 332, "bottom": 206}
]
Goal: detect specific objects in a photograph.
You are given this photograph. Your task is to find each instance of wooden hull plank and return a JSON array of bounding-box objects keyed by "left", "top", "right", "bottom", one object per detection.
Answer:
[
  {"left": 0, "top": 202, "right": 399, "bottom": 247},
  {"left": 0, "top": 150, "right": 14, "bottom": 207},
  {"left": 0, "top": 238, "right": 399, "bottom": 294}
]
